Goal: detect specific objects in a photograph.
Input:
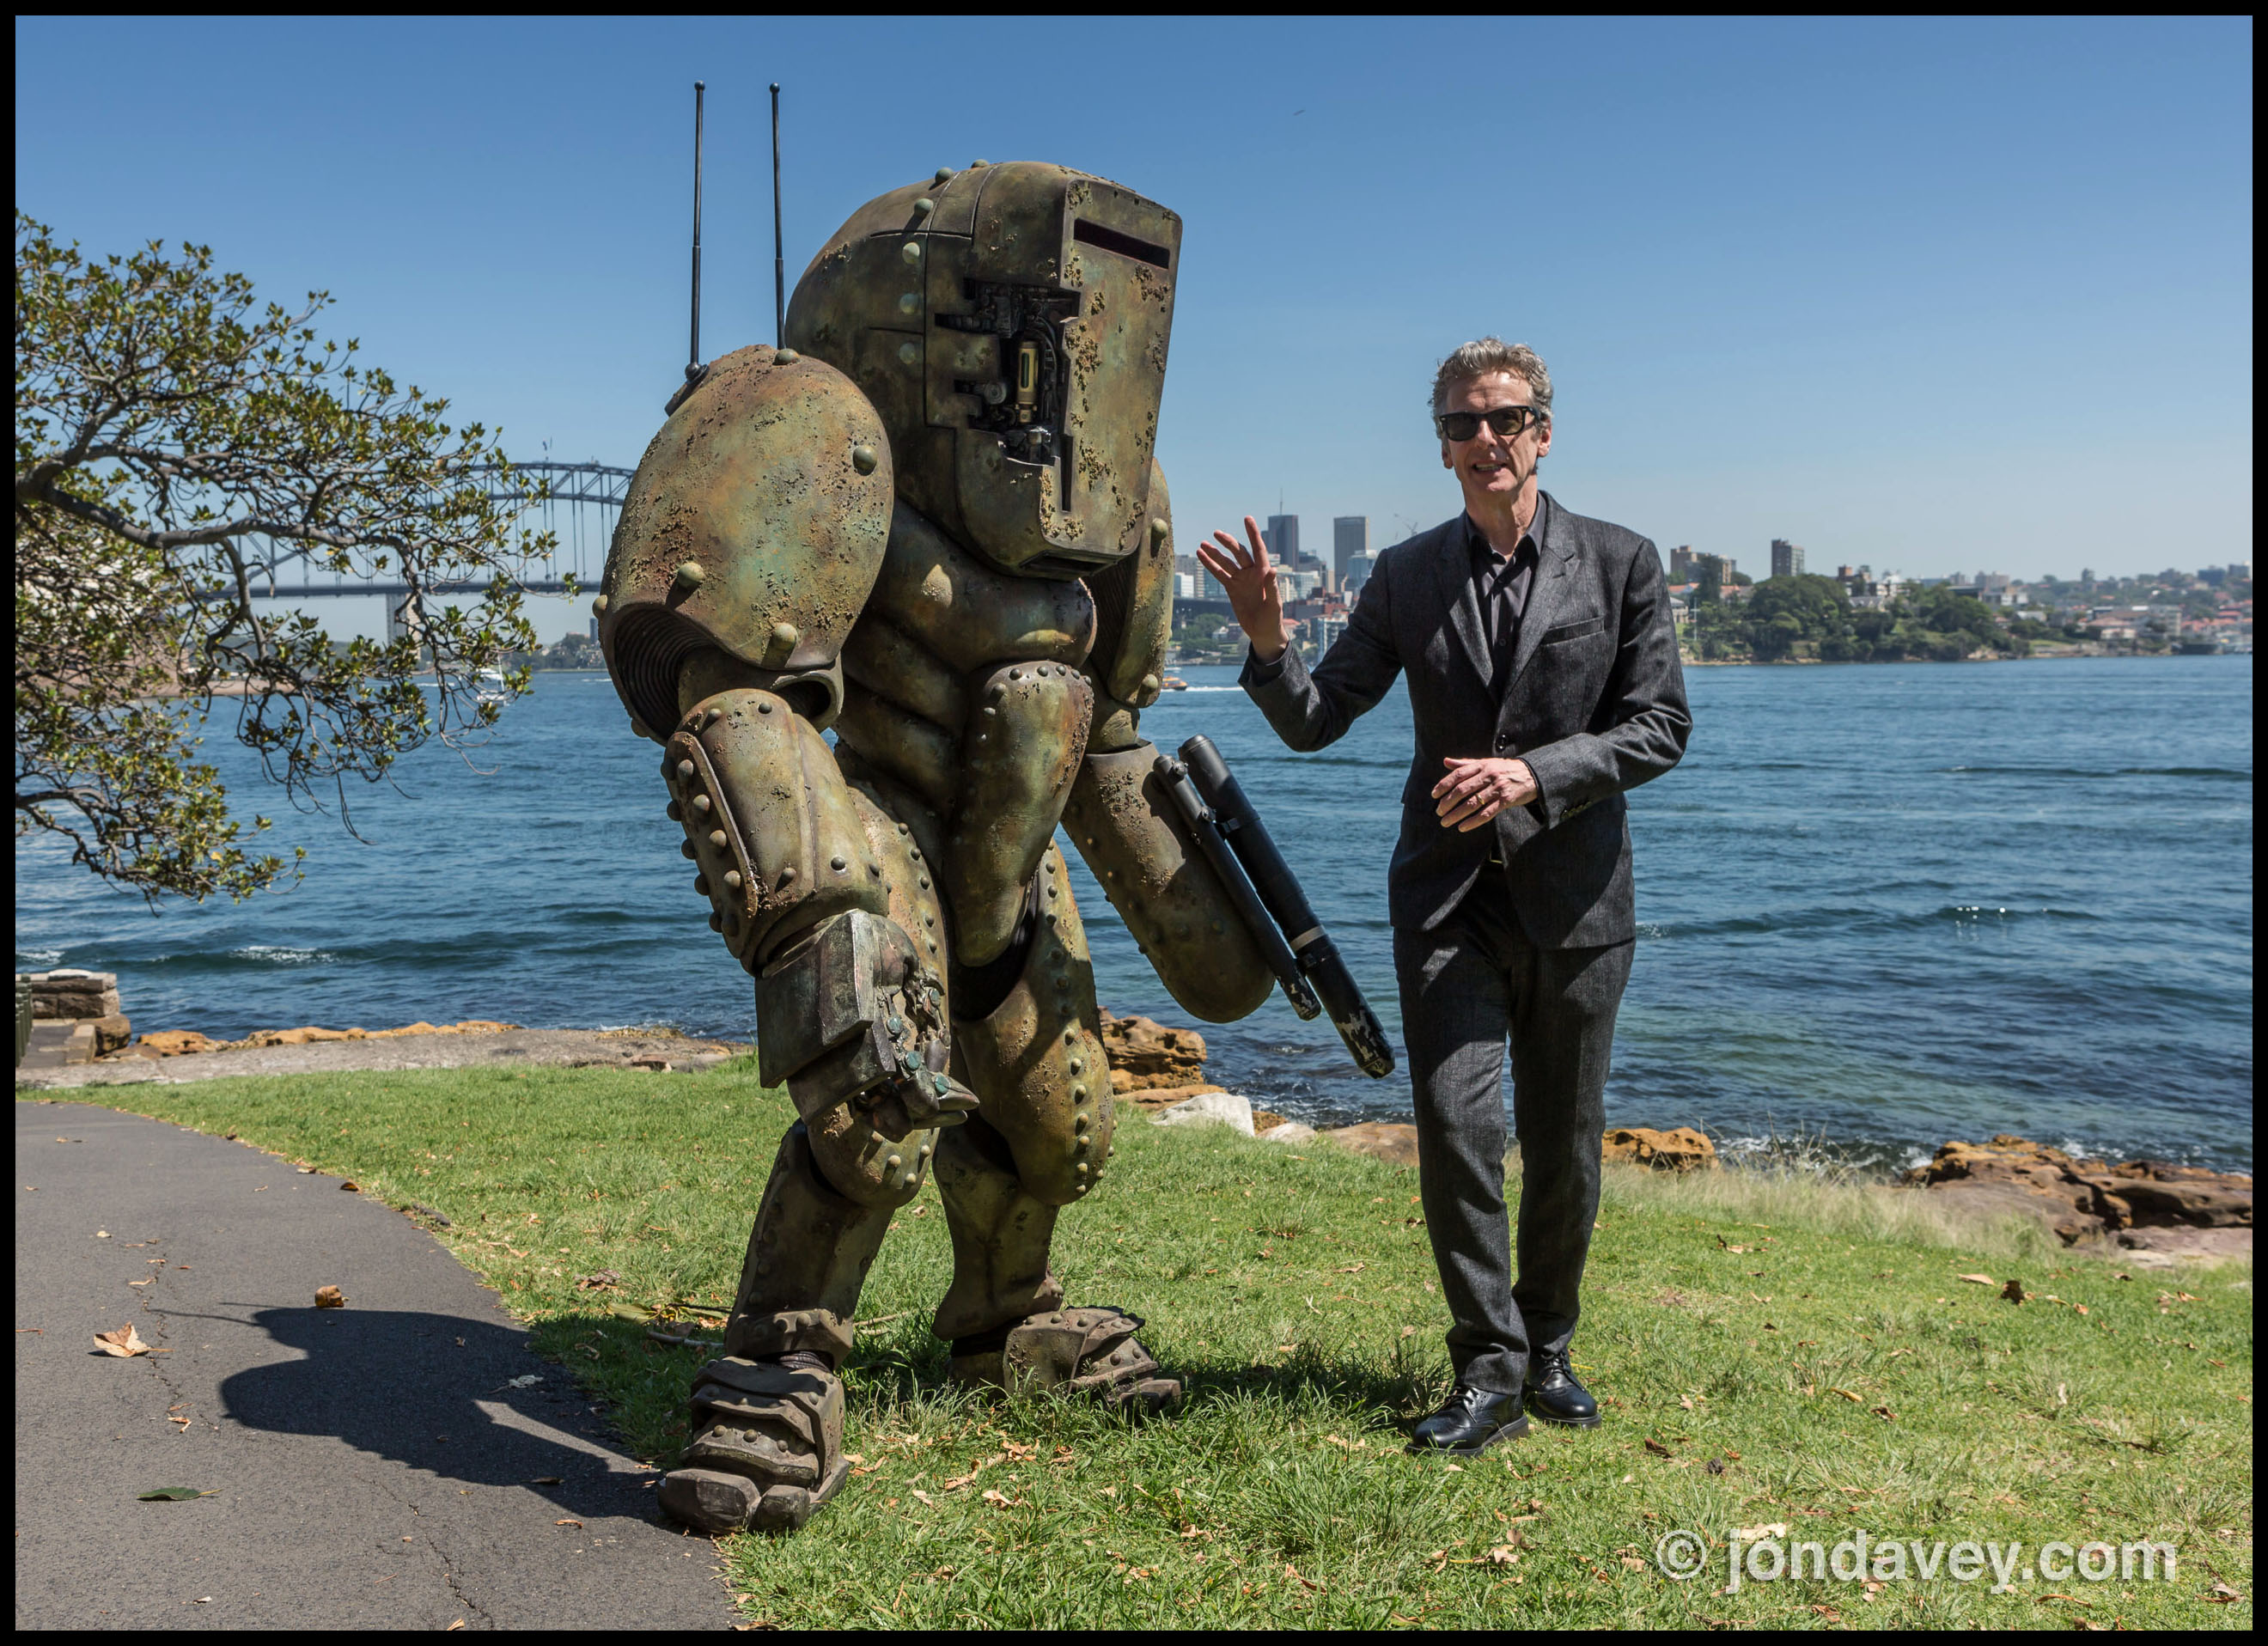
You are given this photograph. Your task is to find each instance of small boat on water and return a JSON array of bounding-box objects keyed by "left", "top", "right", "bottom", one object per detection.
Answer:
[{"left": 1160, "top": 675, "right": 1188, "bottom": 691}]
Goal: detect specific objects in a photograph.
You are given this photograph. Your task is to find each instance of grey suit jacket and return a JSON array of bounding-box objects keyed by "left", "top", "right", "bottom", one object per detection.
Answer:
[{"left": 1241, "top": 492, "right": 1690, "bottom": 947}]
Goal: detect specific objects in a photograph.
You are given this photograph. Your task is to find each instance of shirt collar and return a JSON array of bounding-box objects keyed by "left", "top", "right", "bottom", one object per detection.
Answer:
[{"left": 1466, "top": 491, "right": 1547, "bottom": 566}]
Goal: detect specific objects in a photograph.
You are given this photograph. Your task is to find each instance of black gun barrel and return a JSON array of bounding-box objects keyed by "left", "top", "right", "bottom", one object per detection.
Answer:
[
  {"left": 1153, "top": 755, "right": 1321, "bottom": 1021},
  {"left": 1180, "top": 735, "right": 1396, "bottom": 1079}
]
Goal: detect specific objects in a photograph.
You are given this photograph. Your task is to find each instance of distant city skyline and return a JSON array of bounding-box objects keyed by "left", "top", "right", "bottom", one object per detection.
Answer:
[{"left": 15, "top": 16, "right": 2250, "bottom": 646}]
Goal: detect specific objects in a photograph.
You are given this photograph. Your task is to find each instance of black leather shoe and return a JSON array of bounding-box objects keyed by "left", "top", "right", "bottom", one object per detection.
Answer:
[
  {"left": 1526, "top": 1349, "right": 1601, "bottom": 1428},
  {"left": 1406, "top": 1384, "right": 1530, "bottom": 1455}
]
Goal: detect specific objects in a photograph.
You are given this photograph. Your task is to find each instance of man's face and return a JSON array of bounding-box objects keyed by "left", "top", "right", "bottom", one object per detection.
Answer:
[{"left": 1438, "top": 369, "right": 1552, "bottom": 510}]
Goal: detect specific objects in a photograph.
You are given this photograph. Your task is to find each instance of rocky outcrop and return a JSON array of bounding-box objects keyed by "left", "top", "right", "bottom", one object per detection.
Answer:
[
  {"left": 1903, "top": 1134, "right": 2252, "bottom": 1249},
  {"left": 1321, "top": 1121, "right": 1421, "bottom": 1168},
  {"left": 135, "top": 1020, "right": 520, "bottom": 1054},
  {"left": 1603, "top": 1125, "right": 1718, "bottom": 1172},
  {"left": 1097, "top": 1009, "right": 1209, "bottom": 1093}
]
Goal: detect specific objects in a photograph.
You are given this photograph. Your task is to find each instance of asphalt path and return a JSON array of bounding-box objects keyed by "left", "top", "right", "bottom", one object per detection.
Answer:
[{"left": 14, "top": 1099, "right": 735, "bottom": 1631}]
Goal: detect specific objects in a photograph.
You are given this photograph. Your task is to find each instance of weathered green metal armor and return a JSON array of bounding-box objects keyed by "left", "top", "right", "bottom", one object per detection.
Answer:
[{"left": 601, "top": 161, "right": 1265, "bottom": 1536}]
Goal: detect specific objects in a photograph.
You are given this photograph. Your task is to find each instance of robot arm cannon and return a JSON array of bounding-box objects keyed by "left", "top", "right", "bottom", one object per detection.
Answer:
[{"left": 1164, "top": 736, "right": 1396, "bottom": 1080}]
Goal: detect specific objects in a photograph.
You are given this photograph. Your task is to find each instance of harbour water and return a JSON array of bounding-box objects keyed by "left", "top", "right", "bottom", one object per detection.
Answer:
[{"left": 15, "top": 656, "right": 2253, "bottom": 1174}]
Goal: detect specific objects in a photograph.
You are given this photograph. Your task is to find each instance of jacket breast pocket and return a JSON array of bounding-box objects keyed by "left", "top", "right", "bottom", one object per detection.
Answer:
[{"left": 1540, "top": 614, "right": 1607, "bottom": 646}]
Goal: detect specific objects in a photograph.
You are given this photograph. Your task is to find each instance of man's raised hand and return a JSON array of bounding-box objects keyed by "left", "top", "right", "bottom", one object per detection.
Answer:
[{"left": 1194, "top": 515, "right": 1289, "bottom": 661}]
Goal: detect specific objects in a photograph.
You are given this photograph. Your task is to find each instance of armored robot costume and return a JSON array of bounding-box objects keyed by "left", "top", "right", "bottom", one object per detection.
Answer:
[{"left": 596, "top": 162, "right": 1277, "bottom": 1535}]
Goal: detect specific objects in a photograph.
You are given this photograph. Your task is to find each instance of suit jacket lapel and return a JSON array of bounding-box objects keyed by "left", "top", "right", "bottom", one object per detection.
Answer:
[
  {"left": 1503, "top": 492, "right": 1577, "bottom": 699},
  {"left": 1431, "top": 518, "right": 1495, "bottom": 693}
]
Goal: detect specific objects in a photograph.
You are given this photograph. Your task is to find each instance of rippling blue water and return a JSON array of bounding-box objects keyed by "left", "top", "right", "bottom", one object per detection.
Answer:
[{"left": 15, "top": 657, "right": 2253, "bottom": 1173}]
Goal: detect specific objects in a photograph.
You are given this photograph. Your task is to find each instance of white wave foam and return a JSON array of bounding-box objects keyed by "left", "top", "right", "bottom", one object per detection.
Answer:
[{"left": 232, "top": 945, "right": 336, "bottom": 965}]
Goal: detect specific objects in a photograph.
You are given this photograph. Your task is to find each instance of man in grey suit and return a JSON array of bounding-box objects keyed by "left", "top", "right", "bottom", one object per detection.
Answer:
[{"left": 1197, "top": 338, "right": 1690, "bottom": 1455}]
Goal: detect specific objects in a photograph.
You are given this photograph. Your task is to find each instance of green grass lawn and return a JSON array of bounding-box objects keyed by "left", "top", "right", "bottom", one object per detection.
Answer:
[{"left": 37, "top": 1062, "right": 2253, "bottom": 1628}]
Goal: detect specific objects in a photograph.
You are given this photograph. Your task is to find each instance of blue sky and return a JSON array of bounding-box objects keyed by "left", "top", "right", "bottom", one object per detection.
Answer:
[{"left": 15, "top": 17, "right": 2253, "bottom": 641}]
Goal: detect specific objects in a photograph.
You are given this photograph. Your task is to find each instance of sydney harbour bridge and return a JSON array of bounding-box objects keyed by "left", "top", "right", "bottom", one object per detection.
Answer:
[{"left": 243, "top": 460, "right": 631, "bottom": 636}]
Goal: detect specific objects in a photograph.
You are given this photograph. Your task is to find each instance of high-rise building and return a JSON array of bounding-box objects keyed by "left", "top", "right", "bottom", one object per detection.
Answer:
[
  {"left": 1344, "top": 549, "right": 1381, "bottom": 594},
  {"left": 1771, "top": 539, "right": 1806, "bottom": 579},
  {"left": 1267, "top": 514, "right": 1300, "bottom": 576},
  {"left": 1332, "top": 516, "right": 1369, "bottom": 589},
  {"left": 1668, "top": 546, "right": 1695, "bottom": 582}
]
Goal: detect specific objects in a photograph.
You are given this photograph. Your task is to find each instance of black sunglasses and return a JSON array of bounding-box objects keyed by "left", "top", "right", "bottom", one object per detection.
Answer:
[{"left": 1434, "top": 405, "right": 1546, "bottom": 442}]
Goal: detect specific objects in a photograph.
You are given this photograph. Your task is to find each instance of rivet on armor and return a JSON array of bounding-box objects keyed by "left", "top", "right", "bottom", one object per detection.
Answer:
[
  {"left": 677, "top": 759, "right": 696, "bottom": 778},
  {"left": 775, "top": 347, "right": 801, "bottom": 363},
  {"left": 912, "top": 198, "right": 935, "bottom": 216},
  {"left": 918, "top": 875, "right": 930, "bottom": 890},
  {"left": 1068, "top": 1058, "right": 1082, "bottom": 1075},
  {"left": 887, "top": 1015, "right": 904, "bottom": 1034},
  {"left": 592, "top": 593, "right": 610, "bottom": 614},
  {"left": 629, "top": 717, "right": 649, "bottom": 740},
  {"left": 674, "top": 560, "right": 705, "bottom": 591},
  {"left": 724, "top": 869, "right": 742, "bottom": 890},
  {"left": 900, "top": 241, "right": 922, "bottom": 265},
  {"left": 704, "top": 707, "right": 722, "bottom": 726},
  {"left": 932, "top": 1073, "right": 950, "bottom": 1094},
  {"left": 695, "top": 875, "right": 710, "bottom": 895},
  {"left": 692, "top": 795, "right": 711, "bottom": 813},
  {"left": 1072, "top": 1086, "right": 1086, "bottom": 1101},
  {"left": 779, "top": 866, "right": 797, "bottom": 884},
  {"left": 918, "top": 1142, "right": 932, "bottom": 1159},
  {"left": 830, "top": 855, "right": 847, "bottom": 872},
  {"left": 851, "top": 443, "right": 879, "bottom": 473},
  {"left": 972, "top": 157, "right": 990, "bottom": 167},
  {"left": 710, "top": 830, "right": 728, "bottom": 847},
  {"left": 886, "top": 1153, "right": 902, "bottom": 1171},
  {"left": 758, "top": 700, "right": 772, "bottom": 714},
  {"left": 869, "top": 863, "right": 882, "bottom": 877},
  {"left": 1141, "top": 673, "right": 1161, "bottom": 696},
  {"left": 934, "top": 167, "right": 954, "bottom": 183},
  {"left": 680, "top": 840, "right": 697, "bottom": 860},
  {"left": 898, "top": 341, "right": 918, "bottom": 365},
  {"left": 1065, "top": 1029, "right": 1078, "bottom": 1043},
  {"left": 1075, "top": 1162, "right": 1089, "bottom": 1177},
  {"left": 1073, "top": 1137, "right": 1088, "bottom": 1155},
  {"left": 1150, "top": 517, "right": 1169, "bottom": 545},
  {"left": 666, "top": 800, "right": 682, "bottom": 820},
  {"left": 1074, "top": 1113, "right": 1090, "bottom": 1134},
  {"left": 769, "top": 621, "right": 799, "bottom": 660},
  {"left": 924, "top": 915, "right": 936, "bottom": 928},
  {"left": 1008, "top": 668, "right": 1021, "bottom": 680},
  {"left": 896, "top": 822, "right": 909, "bottom": 833},
  {"left": 708, "top": 912, "right": 722, "bottom": 932},
  {"left": 909, "top": 846, "right": 922, "bottom": 859},
  {"left": 898, "top": 291, "right": 919, "bottom": 314}
]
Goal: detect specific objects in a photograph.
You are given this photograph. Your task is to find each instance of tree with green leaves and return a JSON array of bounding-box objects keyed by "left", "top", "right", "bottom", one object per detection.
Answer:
[{"left": 15, "top": 213, "right": 557, "bottom": 904}]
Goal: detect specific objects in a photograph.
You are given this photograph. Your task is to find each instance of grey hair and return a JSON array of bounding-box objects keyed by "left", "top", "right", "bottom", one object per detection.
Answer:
[{"left": 1431, "top": 338, "right": 1552, "bottom": 422}]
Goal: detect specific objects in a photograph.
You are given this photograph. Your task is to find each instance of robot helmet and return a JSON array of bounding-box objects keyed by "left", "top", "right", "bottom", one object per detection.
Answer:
[{"left": 786, "top": 161, "right": 1180, "bottom": 579}]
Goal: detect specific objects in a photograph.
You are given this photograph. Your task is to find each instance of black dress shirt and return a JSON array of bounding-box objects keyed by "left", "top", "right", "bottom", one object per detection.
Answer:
[{"left": 1466, "top": 493, "right": 1546, "bottom": 698}]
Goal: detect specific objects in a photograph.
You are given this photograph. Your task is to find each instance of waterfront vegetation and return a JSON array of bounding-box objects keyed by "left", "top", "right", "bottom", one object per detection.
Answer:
[
  {"left": 51, "top": 1064, "right": 2252, "bottom": 1629},
  {"left": 1686, "top": 576, "right": 2047, "bottom": 664}
]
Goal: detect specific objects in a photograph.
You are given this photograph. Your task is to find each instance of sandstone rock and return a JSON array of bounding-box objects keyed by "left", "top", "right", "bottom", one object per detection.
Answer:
[
  {"left": 240, "top": 1026, "right": 370, "bottom": 1046},
  {"left": 1096, "top": 1008, "right": 1208, "bottom": 1092},
  {"left": 1602, "top": 1125, "right": 1718, "bottom": 1172},
  {"left": 1253, "top": 1109, "right": 1288, "bottom": 1133},
  {"left": 1322, "top": 1121, "right": 1420, "bottom": 1168},
  {"left": 365, "top": 1019, "right": 519, "bottom": 1039},
  {"left": 1259, "top": 1121, "right": 1318, "bottom": 1146},
  {"left": 27, "top": 970, "right": 120, "bottom": 1021},
  {"left": 1123, "top": 1082, "right": 1227, "bottom": 1113},
  {"left": 88, "top": 1014, "right": 132, "bottom": 1057},
  {"left": 1905, "top": 1135, "right": 2251, "bottom": 1247},
  {"left": 138, "top": 1030, "right": 220, "bottom": 1057},
  {"left": 1149, "top": 1090, "right": 1254, "bottom": 1137},
  {"left": 2110, "top": 1225, "right": 2253, "bottom": 1265}
]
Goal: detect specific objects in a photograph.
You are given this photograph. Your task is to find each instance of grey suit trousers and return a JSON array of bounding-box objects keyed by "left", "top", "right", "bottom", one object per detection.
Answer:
[{"left": 1395, "top": 877, "right": 1632, "bottom": 1395}]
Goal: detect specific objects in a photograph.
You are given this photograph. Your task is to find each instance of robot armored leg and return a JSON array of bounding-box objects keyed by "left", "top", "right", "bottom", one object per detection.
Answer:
[
  {"left": 932, "top": 843, "right": 1180, "bottom": 1409},
  {"left": 652, "top": 686, "right": 974, "bottom": 1534}
]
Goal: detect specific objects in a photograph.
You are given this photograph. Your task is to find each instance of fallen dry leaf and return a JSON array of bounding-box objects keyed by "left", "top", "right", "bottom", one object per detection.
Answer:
[
  {"left": 314, "top": 1285, "right": 347, "bottom": 1309},
  {"left": 1831, "top": 1387, "right": 1863, "bottom": 1403},
  {"left": 1871, "top": 1405, "right": 1897, "bottom": 1422},
  {"left": 340, "top": 1180, "right": 360, "bottom": 1192},
  {"left": 2204, "top": 1581, "right": 2244, "bottom": 1603},
  {"left": 555, "top": 1519, "right": 583, "bottom": 1528},
  {"left": 1733, "top": 1523, "right": 1789, "bottom": 1541},
  {"left": 138, "top": 1486, "right": 212, "bottom": 1501},
  {"left": 94, "top": 1323, "right": 155, "bottom": 1357},
  {"left": 1643, "top": 1438, "right": 1674, "bottom": 1457},
  {"left": 1957, "top": 1272, "right": 1995, "bottom": 1286},
  {"left": 979, "top": 1489, "right": 1025, "bottom": 1509}
]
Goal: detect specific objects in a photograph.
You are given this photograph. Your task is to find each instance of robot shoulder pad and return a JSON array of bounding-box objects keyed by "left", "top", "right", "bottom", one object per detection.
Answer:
[{"left": 601, "top": 345, "right": 894, "bottom": 731}]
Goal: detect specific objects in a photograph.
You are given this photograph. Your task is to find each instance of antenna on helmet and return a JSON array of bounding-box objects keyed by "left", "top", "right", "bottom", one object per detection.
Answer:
[
  {"left": 665, "top": 81, "right": 710, "bottom": 415},
  {"left": 771, "top": 82, "right": 785, "bottom": 347}
]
